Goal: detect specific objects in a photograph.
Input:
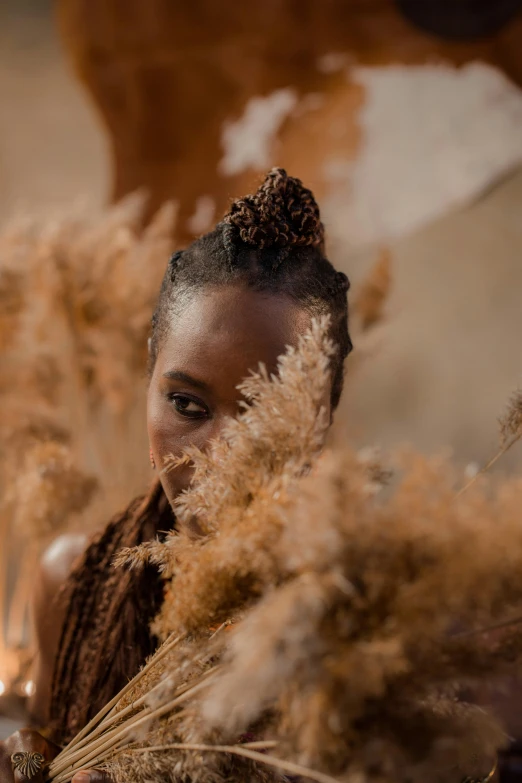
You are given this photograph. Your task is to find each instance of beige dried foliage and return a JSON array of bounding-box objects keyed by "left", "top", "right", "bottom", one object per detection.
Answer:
[
  {"left": 200, "top": 450, "right": 522, "bottom": 779},
  {"left": 0, "top": 195, "right": 177, "bottom": 667},
  {"left": 352, "top": 248, "right": 392, "bottom": 334},
  {"left": 8, "top": 442, "right": 98, "bottom": 544},
  {"left": 328, "top": 248, "right": 392, "bottom": 412},
  {"left": 458, "top": 387, "right": 522, "bottom": 497},
  {"left": 0, "top": 266, "right": 25, "bottom": 351},
  {"left": 58, "top": 321, "right": 522, "bottom": 783},
  {"left": 0, "top": 194, "right": 176, "bottom": 501},
  {"left": 499, "top": 388, "right": 522, "bottom": 445}
]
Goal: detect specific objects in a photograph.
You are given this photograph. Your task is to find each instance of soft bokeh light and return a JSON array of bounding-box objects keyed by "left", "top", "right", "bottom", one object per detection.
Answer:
[{"left": 22, "top": 680, "right": 35, "bottom": 697}]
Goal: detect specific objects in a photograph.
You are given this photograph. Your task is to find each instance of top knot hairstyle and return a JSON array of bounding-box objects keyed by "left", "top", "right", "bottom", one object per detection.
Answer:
[
  {"left": 223, "top": 167, "right": 325, "bottom": 252},
  {"left": 151, "top": 168, "right": 352, "bottom": 410}
]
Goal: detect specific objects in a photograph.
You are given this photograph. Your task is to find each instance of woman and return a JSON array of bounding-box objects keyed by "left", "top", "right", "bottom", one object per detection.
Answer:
[{"left": 0, "top": 169, "right": 352, "bottom": 783}]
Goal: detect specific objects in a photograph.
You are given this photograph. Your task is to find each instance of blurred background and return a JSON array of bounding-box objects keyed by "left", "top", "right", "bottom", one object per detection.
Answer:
[{"left": 1, "top": 0, "right": 522, "bottom": 737}]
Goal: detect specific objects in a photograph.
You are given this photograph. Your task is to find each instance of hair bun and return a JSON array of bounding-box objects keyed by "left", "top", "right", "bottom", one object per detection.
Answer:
[{"left": 223, "top": 168, "right": 325, "bottom": 251}]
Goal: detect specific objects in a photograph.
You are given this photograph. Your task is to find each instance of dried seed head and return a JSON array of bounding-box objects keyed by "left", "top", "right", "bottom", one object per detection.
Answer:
[
  {"left": 499, "top": 388, "right": 522, "bottom": 445},
  {"left": 353, "top": 248, "right": 392, "bottom": 333},
  {"left": 8, "top": 441, "right": 98, "bottom": 541}
]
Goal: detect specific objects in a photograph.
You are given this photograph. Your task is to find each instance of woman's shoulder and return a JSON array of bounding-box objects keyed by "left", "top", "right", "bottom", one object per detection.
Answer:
[
  {"left": 40, "top": 479, "right": 169, "bottom": 595},
  {"left": 29, "top": 484, "right": 167, "bottom": 726},
  {"left": 29, "top": 533, "right": 89, "bottom": 725},
  {"left": 40, "top": 533, "right": 88, "bottom": 590}
]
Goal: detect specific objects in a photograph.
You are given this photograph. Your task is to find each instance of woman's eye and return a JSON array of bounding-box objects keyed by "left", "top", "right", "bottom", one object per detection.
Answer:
[{"left": 169, "top": 394, "right": 208, "bottom": 419}]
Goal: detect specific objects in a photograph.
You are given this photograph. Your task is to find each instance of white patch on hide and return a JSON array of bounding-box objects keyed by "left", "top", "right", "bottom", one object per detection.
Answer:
[
  {"left": 187, "top": 195, "right": 216, "bottom": 235},
  {"left": 323, "top": 62, "right": 522, "bottom": 248},
  {"left": 219, "top": 89, "right": 298, "bottom": 176}
]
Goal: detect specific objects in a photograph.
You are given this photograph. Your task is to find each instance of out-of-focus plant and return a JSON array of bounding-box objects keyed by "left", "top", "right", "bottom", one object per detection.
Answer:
[{"left": 0, "top": 194, "right": 176, "bottom": 698}]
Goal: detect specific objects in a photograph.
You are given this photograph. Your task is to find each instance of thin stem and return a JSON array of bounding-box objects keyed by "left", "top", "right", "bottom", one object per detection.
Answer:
[
  {"left": 116, "top": 675, "right": 216, "bottom": 744},
  {"left": 452, "top": 613, "right": 522, "bottom": 639},
  {"left": 50, "top": 723, "right": 128, "bottom": 780},
  {"left": 457, "top": 434, "right": 521, "bottom": 498},
  {"left": 49, "top": 671, "right": 218, "bottom": 778},
  {"left": 52, "top": 739, "right": 279, "bottom": 783},
  {"left": 100, "top": 664, "right": 217, "bottom": 738},
  {"left": 59, "top": 666, "right": 218, "bottom": 761},
  {"left": 51, "top": 665, "right": 219, "bottom": 773},
  {"left": 125, "top": 743, "right": 342, "bottom": 783},
  {"left": 56, "top": 633, "right": 183, "bottom": 757},
  {"left": 50, "top": 713, "right": 139, "bottom": 778},
  {"left": 99, "top": 625, "right": 226, "bottom": 727},
  {"left": 103, "top": 633, "right": 187, "bottom": 724},
  {"left": 234, "top": 741, "right": 278, "bottom": 749},
  {"left": 51, "top": 739, "right": 130, "bottom": 783}
]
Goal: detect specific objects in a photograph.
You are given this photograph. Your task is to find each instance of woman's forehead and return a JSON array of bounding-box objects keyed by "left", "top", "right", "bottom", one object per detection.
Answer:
[{"left": 157, "top": 285, "right": 311, "bottom": 385}]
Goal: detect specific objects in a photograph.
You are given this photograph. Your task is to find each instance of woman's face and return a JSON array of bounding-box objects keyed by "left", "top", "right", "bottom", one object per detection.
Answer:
[{"left": 147, "top": 283, "right": 330, "bottom": 508}]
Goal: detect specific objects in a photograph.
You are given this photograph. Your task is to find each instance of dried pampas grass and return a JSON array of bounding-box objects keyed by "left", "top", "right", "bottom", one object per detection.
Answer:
[
  {"left": 458, "top": 388, "right": 522, "bottom": 497},
  {"left": 48, "top": 320, "right": 522, "bottom": 783},
  {"left": 499, "top": 389, "right": 522, "bottom": 447},
  {"left": 8, "top": 442, "right": 98, "bottom": 544},
  {"left": 352, "top": 248, "right": 392, "bottom": 334},
  {"left": 0, "top": 195, "right": 176, "bottom": 683}
]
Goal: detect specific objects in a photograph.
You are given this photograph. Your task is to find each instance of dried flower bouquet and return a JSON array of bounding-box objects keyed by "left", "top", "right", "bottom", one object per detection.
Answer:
[{"left": 47, "top": 320, "right": 522, "bottom": 783}]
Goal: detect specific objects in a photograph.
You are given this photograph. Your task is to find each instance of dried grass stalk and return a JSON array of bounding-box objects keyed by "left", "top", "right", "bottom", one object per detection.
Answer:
[
  {"left": 352, "top": 247, "right": 392, "bottom": 333},
  {"left": 499, "top": 389, "right": 522, "bottom": 446},
  {"left": 458, "top": 387, "right": 522, "bottom": 496}
]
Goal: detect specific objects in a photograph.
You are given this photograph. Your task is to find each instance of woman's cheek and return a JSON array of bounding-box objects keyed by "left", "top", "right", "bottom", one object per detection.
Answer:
[{"left": 147, "top": 396, "right": 208, "bottom": 501}]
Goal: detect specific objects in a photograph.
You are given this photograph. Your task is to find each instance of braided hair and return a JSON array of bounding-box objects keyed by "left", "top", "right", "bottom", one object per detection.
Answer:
[
  {"left": 151, "top": 168, "right": 352, "bottom": 410},
  {"left": 49, "top": 169, "right": 352, "bottom": 745},
  {"left": 48, "top": 482, "right": 172, "bottom": 744}
]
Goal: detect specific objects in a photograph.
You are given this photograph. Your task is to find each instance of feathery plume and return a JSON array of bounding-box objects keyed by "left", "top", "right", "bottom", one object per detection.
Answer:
[
  {"left": 8, "top": 441, "right": 98, "bottom": 543},
  {"left": 49, "top": 321, "right": 522, "bottom": 783},
  {"left": 499, "top": 389, "right": 522, "bottom": 446},
  {"left": 0, "top": 196, "right": 177, "bottom": 685},
  {"left": 353, "top": 247, "right": 392, "bottom": 333}
]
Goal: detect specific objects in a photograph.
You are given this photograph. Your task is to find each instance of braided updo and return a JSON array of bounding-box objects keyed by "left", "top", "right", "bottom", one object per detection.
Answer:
[
  {"left": 224, "top": 167, "right": 324, "bottom": 251},
  {"left": 151, "top": 168, "right": 352, "bottom": 410}
]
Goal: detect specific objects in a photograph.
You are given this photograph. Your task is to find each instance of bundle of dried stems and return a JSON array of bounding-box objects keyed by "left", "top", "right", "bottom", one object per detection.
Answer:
[
  {"left": 0, "top": 194, "right": 176, "bottom": 687},
  {"left": 46, "top": 320, "right": 522, "bottom": 783}
]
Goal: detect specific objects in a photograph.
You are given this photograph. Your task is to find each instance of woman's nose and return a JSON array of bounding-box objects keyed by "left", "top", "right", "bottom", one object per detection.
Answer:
[
  {"left": 202, "top": 405, "right": 241, "bottom": 447},
  {"left": 204, "top": 414, "right": 229, "bottom": 445}
]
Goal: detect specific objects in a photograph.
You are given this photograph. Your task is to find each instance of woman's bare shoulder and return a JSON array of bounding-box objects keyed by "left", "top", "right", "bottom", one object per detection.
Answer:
[
  {"left": 39, "top": 533, "right": 89, "bottom": 595},
  {"left": 28, "top": 533, "right": 88, "bottom": 725},
  {"left": 34, "top": 532, "right": 89, "bottom": 655}
]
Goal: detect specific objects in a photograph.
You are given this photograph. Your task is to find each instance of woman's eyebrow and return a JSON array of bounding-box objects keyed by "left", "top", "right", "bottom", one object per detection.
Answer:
[{"left": 162, "top": 369, "right": 210, "bottom": 391}]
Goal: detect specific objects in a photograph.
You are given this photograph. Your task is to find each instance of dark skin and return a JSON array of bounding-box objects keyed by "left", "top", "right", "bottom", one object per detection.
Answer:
[
  {"left": 0, "top": 283, "right": 322, "bottom": 783},
  {"left": 147, "top": 283, "right": 321, "bottom": 503}
]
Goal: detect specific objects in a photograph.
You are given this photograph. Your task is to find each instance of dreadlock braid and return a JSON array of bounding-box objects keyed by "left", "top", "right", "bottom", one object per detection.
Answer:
[{"left": 49, "top": 481, "right": 173, "bottom": 745}]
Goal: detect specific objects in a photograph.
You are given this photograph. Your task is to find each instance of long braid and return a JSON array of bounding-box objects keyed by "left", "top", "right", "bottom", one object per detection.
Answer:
[{"left": 49, "top": 480, "right": 174, "bottom": 745}]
